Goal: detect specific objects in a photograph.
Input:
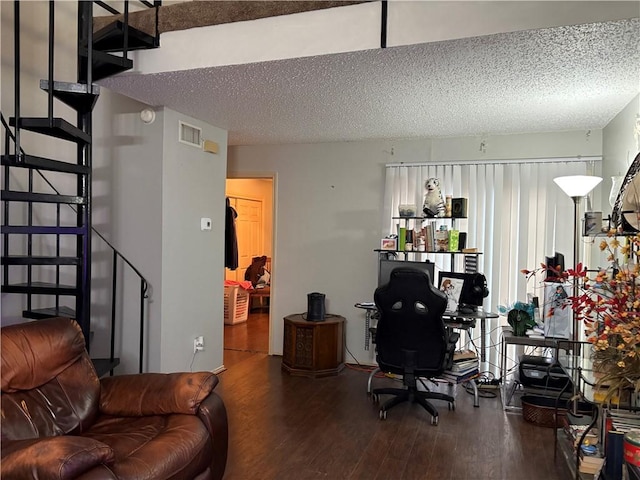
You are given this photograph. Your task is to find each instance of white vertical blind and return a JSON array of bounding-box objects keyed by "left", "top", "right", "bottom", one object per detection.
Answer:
[{"left": 383, "top": 158, "right": 600, "bottom": 373}]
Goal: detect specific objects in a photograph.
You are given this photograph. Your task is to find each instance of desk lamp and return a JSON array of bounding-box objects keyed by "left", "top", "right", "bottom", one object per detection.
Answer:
[{"left": 553, "top": 175, "right": 602, "bottom": 342}]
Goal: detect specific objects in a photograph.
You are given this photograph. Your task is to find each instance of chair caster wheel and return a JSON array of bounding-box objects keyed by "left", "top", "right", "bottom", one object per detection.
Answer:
[
  {"left": 371, "top": 393, "right": 379, "bottom": 404},
  {"left": 448, "top": 402, "right": 455, "bottom": 411},
  {"left": 379, "top": 409, "right": 387, "bottom": 420},
  {"left": 431, "top": 415, "right": 439, "bottom": 426}
]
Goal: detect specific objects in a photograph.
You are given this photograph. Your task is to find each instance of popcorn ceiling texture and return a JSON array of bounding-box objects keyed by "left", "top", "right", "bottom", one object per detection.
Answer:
[{"left": 101, "top": 19, "right": 640, "bottom": 146}]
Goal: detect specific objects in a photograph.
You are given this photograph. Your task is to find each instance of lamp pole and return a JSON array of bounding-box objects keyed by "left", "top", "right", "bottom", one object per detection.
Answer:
[{"left": 571, "top": 196, "right": 581, "bottom": 344}]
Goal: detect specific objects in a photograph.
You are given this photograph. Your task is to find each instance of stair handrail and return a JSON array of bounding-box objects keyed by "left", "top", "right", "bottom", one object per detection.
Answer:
[
  {"left": 2, "top": 111, "right": 150, "bottom": 373},
  {"left": 2, "top": 112, "right": 147, "bottom": 287}
]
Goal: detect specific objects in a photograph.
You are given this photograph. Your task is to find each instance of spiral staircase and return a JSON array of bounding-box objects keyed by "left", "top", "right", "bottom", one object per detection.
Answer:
[{"left": 1, "top": 1, "right": 159, "bottom": 375}]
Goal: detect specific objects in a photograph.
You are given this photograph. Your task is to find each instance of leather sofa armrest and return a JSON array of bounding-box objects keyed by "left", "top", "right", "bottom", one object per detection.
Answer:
[
  {"left": 1, "top": 436, "right": 114, "bottom": 480},
  {"left": 100, "top": 372, "right": 218, "bottom": 416},
  {"left": 196, "top": 391, "right": 229, "bottom": 480}
]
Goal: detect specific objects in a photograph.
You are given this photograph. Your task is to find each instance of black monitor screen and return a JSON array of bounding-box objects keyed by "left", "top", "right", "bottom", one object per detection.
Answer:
[
  {"left": 378, "top": 259, "right": 435, "bottom": 287},
  {"left": 544, "top": 252, "right": 565, "bottom": 282},
  {"left": 438, "top": 271, "right": 487, "bottom": 311}
]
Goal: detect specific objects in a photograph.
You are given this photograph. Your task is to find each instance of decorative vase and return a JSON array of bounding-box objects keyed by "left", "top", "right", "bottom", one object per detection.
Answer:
[{"left": 610, "top": 175, "right": 625, "bottom": 208}]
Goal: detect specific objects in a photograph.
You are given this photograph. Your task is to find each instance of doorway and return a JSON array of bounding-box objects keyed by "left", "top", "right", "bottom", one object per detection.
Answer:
[{"left": 224, "top": 177, "right": 274, "bottom": 365}]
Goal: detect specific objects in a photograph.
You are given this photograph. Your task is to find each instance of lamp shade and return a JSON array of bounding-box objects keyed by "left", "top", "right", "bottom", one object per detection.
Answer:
[{"left": 553, "top": 175, "right": 603, "bottom": 197}]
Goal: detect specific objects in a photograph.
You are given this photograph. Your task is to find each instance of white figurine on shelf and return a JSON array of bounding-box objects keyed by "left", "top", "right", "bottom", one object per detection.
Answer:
[{"left": 422, "top": 177, "right": 446, "bottom": 217}]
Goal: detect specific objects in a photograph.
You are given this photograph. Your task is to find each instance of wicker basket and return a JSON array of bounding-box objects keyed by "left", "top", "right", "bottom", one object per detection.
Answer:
[{"left": 521, "top": 395, "right": 567, "bottom": 428}]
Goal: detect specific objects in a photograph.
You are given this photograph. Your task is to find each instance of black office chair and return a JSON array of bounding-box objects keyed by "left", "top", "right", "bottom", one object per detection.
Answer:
[{"left": 372, "top": 267, "right": 459, "bottom": 425}]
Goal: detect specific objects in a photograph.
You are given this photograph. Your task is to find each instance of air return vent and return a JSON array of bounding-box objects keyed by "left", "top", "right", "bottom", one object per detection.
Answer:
[{"left": 178, "top": 121, "right": 202, "bottom": 148}]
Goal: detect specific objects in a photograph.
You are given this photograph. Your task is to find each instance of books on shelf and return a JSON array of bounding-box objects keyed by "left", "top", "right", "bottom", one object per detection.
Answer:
[
  {"left": 565, "top": 424, "right": 599, "bottom": 447},
  {"left": 578, "top": 455, "right": 604, "bottom": 475},
  {"left": 608, "top": 410, "right": 640, "bottom": 432},
  {"left": 604, "top": 410, "right": 640, "bottom": 479}
]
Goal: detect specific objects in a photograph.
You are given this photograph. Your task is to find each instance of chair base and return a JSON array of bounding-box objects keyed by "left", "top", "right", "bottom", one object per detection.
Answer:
[{"left": 372, "top": 385, "right": 454, "bottom": 425}]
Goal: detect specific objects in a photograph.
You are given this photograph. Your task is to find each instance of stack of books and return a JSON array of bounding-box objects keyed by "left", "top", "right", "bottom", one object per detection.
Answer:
[
  {"left": 604, "top": 410, "right": 640, "bottom": 479},
  {"left": 441, "top": 350, "right": 479, "bottom": 383},
  {"left": 578, "top": 444, "right": 604, "bottom": 476}
]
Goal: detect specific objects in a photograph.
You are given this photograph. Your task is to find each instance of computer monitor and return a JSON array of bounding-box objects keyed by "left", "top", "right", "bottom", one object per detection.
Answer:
[
  {"left": 438, "top": 271, "right": 488, "bottom": 312},
  {"left": 378, "top": 259, "right": 435, "bottom": 287},
  {"left": 544, "top": 252, "right": 565, "bottom": 282}
]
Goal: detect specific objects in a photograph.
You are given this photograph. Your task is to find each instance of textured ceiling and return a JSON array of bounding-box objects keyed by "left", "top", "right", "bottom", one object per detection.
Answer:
[{"left": 100, "top": 18, "right": 640, "bottom": 146}]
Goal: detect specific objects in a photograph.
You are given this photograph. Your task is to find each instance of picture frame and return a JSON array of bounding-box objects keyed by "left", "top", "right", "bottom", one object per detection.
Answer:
[
  {"left": 438, "top": 274, "right": 465, "bottom": 312},
  {"left": 380, "top": 238, "right": 397, "bottom": 251},
  {"left": 543, "top": 281, "right": 572, "bottom": 339}
]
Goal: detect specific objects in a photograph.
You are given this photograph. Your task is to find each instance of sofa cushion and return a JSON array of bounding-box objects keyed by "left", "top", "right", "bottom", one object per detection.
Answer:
[
  {"left": 1, "top": 436, "right": 114, "bottom": 480},
  {"left": 84, "top": 414, "right": 212, "bottom": 479},
  {"left": 1, "top": 317, "right": 88, "bottom": 392},
  {"left": 1, "top": 318, "right": 100, "bottom": 440}
]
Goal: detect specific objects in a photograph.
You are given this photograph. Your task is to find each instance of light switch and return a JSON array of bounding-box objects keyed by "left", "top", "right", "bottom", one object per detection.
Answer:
[{"left": 200, "top": 218, "right": 212, "bottom": 231}]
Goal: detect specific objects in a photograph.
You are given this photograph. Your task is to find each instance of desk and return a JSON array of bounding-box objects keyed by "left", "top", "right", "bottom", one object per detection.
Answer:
[
  {"left": 355, "top": 303, "right": 497, "bottom": 361},
  {"left": 443, "top": 310, "right": 498, "bottom": 363},
  {"left": 354, "top": 303, "right": 378, "bottom": 351}
]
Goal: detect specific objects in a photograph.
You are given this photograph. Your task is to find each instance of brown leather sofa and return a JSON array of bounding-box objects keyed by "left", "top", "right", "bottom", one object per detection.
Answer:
[{"left": 1, "top": 317, "right": 228, "bottom": 479}]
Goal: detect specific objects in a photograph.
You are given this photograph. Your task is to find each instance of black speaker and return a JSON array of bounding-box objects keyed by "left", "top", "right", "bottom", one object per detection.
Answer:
[
  {"left": 307, "top": 292, "right": 326, "bottom": 321},
  {"left": 451, "top": 198, "right": 468, "bottom": 218},
  {"left": 458, "top": 232, "right": 467, "bottom": 250}
]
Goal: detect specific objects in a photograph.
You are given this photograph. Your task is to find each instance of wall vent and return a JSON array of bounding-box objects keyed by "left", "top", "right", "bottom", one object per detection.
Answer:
[{"left": 179, "top": 121, "right": 202, "bottom": 148}]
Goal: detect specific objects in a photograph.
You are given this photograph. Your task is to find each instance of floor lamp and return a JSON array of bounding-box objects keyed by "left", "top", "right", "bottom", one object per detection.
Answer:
[{"left": 553, "top": 175, "right": 603, "bottom": 343}]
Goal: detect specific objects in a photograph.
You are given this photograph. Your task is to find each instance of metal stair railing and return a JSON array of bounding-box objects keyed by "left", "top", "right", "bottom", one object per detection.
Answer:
[
  {"left": 2, "top": 112, "right": 150, "bottom": 373},
  {"left": 2, "top": 0, "right": 160, "bottom": 375}
]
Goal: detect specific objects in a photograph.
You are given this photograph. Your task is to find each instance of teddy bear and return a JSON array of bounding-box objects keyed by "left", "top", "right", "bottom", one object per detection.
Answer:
[{"left": 422, "top": 177, "right": 446, "bottom": 217}]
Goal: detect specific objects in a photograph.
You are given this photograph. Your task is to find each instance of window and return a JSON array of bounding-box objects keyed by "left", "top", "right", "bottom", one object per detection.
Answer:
[{"left": 384, "top": 157, "right": 601, "bottom": 372}]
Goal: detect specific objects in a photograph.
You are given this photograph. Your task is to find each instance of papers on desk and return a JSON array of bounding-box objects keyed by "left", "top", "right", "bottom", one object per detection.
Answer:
[{"left": 526, "top": 326, "right": 545, "bottom": 339}]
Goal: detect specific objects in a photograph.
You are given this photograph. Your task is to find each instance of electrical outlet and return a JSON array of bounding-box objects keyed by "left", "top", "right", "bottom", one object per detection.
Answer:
[{"left": 194, "top": 336, "right": 204, "bottom": 353}]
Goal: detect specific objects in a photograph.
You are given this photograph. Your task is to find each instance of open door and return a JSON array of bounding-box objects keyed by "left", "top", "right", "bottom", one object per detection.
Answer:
[{"left": 224, "top": 178, "right": 274, "bottom": 361}]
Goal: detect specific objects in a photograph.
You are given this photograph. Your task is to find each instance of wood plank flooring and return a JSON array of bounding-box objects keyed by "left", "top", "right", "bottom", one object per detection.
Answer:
[
  {"left": 224, "top": 311, "right": 269, "bottom": 356},
  {"left": 216, "top": 354, "right": 571, "bottom": 480}
]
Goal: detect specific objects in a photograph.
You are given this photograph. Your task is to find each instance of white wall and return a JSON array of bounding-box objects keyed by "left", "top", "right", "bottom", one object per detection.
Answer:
[
  {"left": 160, "top": 109, "right": 228, "bottom": 373},
  {"left": 602, "top": 94, "right": 640, "bottom": 193},
  {"left": 228, "top": 130, "right": 602, "bottom": 365},
  {"left": 92, "top": 89, "right": 165, "bottom": 372}
]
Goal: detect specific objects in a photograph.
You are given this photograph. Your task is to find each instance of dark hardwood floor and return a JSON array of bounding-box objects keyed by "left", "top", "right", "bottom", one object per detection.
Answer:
[
  {"left": 216, "top": 353, "right": 571, "bottom": 480},
  {"left": 224, "top": 311, "right": 269, "bottom": 369}
]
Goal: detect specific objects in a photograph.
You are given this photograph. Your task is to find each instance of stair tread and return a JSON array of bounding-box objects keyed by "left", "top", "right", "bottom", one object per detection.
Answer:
[
  {"left": 2, "top": 255, "right": 81, "bottom": 265},
  {"left": 79, "top": 48, "right": 133, "bottom": 82},
  {"left": 1, "top": 226, "right": 86, "bottom": 235},
  {"left": 92, "top": 20, "right": 157, "bottom": 52},
  {"left": 9, "top": 117, "right": 91, "bottom": 144},
  {"left": 2, "top": 282, "right": 80, "bottom": 295},
  {"left": 39, "top": 80, "right": 100, "bottom": 113},
  {"left": 23, "top": 306, "right": 76, "bottom": 320},
  {"left": 2, "top": 190, "right": 85, "bottom": 204},
  {"left": 1, "top": 154, "right": 90, "bottom": 174}
]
